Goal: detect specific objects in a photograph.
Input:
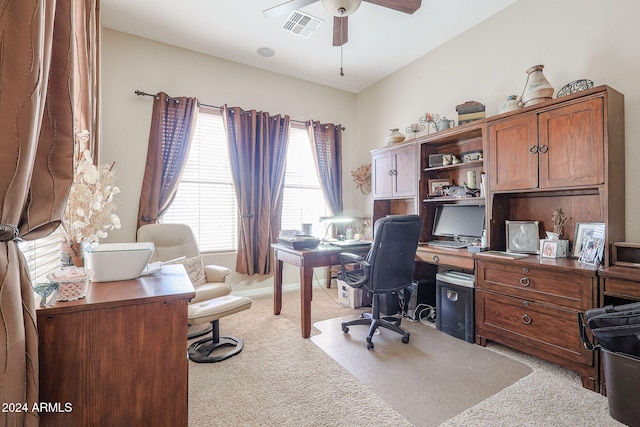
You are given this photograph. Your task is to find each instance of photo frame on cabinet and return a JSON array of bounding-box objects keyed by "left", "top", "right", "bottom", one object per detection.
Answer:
[
  {"left": 573, "top": 222, "right": 605, "bottom": 263},
  {"left": 541, "top": 240, "right": 558, "bottom": 258},
  {"left": 428, "top": 179, "right": 451, "bottom": 196},
  {"left": 505, "top": 220, "right": 540, "bottom": 254}
]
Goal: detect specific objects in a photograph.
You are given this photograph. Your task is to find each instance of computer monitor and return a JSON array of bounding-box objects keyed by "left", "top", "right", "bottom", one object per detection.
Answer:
[{"left": 432, "top": 204, "right": 485, "bottom": 239}]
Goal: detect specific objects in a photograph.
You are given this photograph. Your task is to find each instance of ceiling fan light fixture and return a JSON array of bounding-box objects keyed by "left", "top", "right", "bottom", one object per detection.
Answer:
[{"left": 321, "top": 0, "right": 361, "bottom": 17}]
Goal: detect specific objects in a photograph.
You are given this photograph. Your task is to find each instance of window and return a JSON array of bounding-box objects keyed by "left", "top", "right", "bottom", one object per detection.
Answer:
[
  {"left": 281, "top": 125, "right": 330, "bottom": 235},
  {"left": 162, "top": 108, "right": 238, "bottom": 252},
  {"left": 19, "top": 228, "right": 64, "bottom": 284},
  {"left": 164, "top": 112, "right": 331, "bottom": 251}
]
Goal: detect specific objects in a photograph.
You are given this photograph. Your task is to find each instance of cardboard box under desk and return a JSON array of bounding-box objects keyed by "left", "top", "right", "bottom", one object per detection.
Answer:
[{"left": 337, "top": 279, "right": 371, "bottom": 309}]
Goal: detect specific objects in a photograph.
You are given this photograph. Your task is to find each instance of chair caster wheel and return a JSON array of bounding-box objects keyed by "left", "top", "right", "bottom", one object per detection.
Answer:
[
  {"left": 342, "top": 325, "right": 349, "bottom": 333},
  {"left": 402, "top": 334, "right": 410, "bottom": 344},
  {"left": 367, "top": 341, "right": 374, "bottom": 350}
]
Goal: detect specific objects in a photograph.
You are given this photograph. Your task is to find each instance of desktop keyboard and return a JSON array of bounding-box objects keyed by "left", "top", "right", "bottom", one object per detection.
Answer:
[{"left": 426, "top": 240, "right": 468, "bottom": 249}]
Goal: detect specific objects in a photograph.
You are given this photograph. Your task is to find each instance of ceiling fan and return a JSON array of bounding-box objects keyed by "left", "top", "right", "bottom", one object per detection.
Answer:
[{"left": 263, "top": 0, "right": 422, "bottom": 46}]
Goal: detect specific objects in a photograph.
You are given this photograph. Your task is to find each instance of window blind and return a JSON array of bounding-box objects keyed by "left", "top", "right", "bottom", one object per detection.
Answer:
[
  {"left": 163, "top": 109, "right": 238, "bottom": 252},
  {"left": 19, "top": 228, "right": 63, "bottom": 284}
]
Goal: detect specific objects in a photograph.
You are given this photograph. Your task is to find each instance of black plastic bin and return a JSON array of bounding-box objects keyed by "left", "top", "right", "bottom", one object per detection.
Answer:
[{"left": 602, "top": 349, "right": 640, "bottom": 426}]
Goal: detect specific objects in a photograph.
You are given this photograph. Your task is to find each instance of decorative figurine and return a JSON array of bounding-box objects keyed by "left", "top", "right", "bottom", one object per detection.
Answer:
[{"left": 551, "top": 208, "right": 569, "bottom": 238}]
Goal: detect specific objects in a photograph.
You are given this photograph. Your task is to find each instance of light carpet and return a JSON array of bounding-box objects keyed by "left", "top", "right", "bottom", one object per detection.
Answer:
[{"left": 188, "top": 283, "right": 621, "bottom": 426}]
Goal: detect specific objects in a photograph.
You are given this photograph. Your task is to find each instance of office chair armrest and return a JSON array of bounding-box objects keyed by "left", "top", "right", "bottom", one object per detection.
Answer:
[
  {"left": 338, "top": 252, "right": 370, "bottom": 267},
  {"left": 204, "top": 264, "right": 231, "bottom": 283},
  {"left": 337, "top": 253, "right": 370, "bottom": 288}
]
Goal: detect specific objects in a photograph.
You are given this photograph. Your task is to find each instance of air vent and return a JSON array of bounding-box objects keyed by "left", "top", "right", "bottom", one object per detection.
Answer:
[{"left": 282, "top": 10, "right": 323, "bottom": 38}]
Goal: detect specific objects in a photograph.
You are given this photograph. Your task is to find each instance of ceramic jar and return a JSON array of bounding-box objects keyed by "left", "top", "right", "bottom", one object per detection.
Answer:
[
  {"left": 521, "top": 65, "right": 554, "bottom": 107},
  {"left": 499, "top": 95, "right": 521, "bottom": 114},
  {"left": 385, "top": 128, "right": 406, "bottom": 145}
]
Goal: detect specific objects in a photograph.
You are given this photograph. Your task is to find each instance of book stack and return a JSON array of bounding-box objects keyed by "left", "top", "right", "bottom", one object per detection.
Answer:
[{"left": 456, "top": 101, "right": 486, "bottom": 125}]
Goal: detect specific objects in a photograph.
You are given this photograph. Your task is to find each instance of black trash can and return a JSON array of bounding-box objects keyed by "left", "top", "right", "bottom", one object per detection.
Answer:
[{"left": 602, "top": 348, "right": 640, "bottom": 426}]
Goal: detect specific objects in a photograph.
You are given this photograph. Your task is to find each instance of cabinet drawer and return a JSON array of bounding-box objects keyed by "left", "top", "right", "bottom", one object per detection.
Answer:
[
  {"left": 476, "top": 261, "right": 595, "bottom": 310},
  {"left": 603, "top": 277, "right": 640, "bottom": 301},
  {"left": 416, "top": 249, "right": 475, "bottom": 270},
  {"left": 477, "top": 291, "right": 592, "bottom": 365}
]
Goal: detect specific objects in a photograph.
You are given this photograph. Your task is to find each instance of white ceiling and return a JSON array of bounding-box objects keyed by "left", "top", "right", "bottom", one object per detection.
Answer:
[{"left": 101, "top": 0, "right": 519, "bottom": 93}]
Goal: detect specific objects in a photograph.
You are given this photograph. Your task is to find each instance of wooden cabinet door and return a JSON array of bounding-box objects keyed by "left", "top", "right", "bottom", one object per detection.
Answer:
[
  {"left": 371, "top": 151, "right": 393, "bottom": 199},
  {"left": 392, "top": 143, "right": 417, "bottom": 197},
  {"left": 488, "top": 114, "right": 538, "bottom": 191},
  {"left": 538, "top": 97, "right": 604, "bottom": 188}
]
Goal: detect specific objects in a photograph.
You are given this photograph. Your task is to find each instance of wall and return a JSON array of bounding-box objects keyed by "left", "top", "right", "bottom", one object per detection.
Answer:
[
  {"left": 102, "top": 0, "right": 640, "bottom": 293},
  {"left": 100, "top": 29, "right": 361, "bottom": 292},
  {"left": 357, "top": 0, "right": 640, "bottom": 240}
]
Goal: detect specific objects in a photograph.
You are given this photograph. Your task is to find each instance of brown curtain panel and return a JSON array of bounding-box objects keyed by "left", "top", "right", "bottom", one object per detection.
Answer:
[
  {"left": 306, "top": 121, "right": 344, "bottom": 215},
  {"left": 137, "top": 93, "right": 199, "bottom": 229},
  {"left": 223, "top": 106, "right": 290, "bottom": 275},
  {"left": 0, "top": 0, "right": 99, "bottom": 425}
]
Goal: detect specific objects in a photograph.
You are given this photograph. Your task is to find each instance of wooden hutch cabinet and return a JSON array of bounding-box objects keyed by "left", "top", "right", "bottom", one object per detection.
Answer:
[
  {"left": 367, "top": 85, "right": 626, "bottom": 393},
  {"left": 476, "top": 85, "right": 625, "bottom": 392},
  {"left": 488, "top": 96, "right": 605, "bottom": 192},
  {"left": 371, "top": 141, "right": 417, "bottom": 199},
  {"left": 416, "top": 121, "right": 487, "bottom": 271},
  {"left": 371, "top": 141, "right": 419, "bottom": 224}
]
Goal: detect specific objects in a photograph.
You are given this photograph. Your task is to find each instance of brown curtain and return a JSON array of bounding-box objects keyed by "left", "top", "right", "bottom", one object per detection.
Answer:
[
  {"left": 0, "top": 0, "right": 99, "bottom": 425},
  {"left": 137, "top": 93, "right": 199, "bottom": 229},
  {"left": 307, "top": 121, "right": 343, "bottom": 215},
  {"left": 223, "top": 106, "right": 290, "bottom": 275}
]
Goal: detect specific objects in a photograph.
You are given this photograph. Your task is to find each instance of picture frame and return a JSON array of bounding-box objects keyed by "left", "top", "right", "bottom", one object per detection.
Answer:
[
  {"left": 573, "top": 222, "right": 605, "bottom": 265},
  {"left": 505, "top": 220, "right": 540, "bottom": 254},
  {"left": 573, "top": 222, "right": 605, "bottom": 259},
  {"left": 541, "top": 240, "right": 558, "bottom": 258},
  {"left": 428, "top": 179, "right": 451, "bottom": 196}
]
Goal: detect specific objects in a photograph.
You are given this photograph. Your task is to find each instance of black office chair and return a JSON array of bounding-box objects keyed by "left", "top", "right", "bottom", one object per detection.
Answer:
[{"left": 337, "top": 214, "right": 423, "bottom": 350}]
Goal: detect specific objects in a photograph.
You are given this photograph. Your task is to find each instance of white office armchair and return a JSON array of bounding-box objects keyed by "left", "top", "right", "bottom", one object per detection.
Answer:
[{"left": 137, "top": 223, "right": 252, "bottom": 363}]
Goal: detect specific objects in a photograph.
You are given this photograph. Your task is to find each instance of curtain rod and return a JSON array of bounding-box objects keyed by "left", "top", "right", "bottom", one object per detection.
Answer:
[{"left": 134, "top": 90, "right": 345, "bottom": 130}]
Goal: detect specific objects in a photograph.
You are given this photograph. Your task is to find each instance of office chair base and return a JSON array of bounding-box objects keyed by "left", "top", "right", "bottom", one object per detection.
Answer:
[
  {"left": 341, "top": 313, "right": 410, "bottom": 350},
  {"left": 188, "top": 319, "right": 244, "bottom": 363},
  {"left": 187, "top": 323, "right": 213, "bottom": 340},
  {"left": 188, "top": 335, "right": 244, "bottom": 363}
]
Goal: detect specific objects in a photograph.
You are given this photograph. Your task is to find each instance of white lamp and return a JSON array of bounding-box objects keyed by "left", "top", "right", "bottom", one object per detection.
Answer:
[
  {"left": 320, "top": 216, "right": 354, "bottom": 241},
  {"left": 322, "top": 0, "right": 362, "bottom": 16}
]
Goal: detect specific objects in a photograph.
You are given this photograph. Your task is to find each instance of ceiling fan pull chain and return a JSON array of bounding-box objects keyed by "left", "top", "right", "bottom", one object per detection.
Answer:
[{"left": 339, "top": 7, "right": 345, "bottom": 76}]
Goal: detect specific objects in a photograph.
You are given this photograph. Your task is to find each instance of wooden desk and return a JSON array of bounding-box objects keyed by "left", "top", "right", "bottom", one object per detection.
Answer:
[
  {"left": 37, "top": 264, "right": 195, "bottom": 427},
  {"left": 272, "top": 243, "right": 371, "bottom": 338}
]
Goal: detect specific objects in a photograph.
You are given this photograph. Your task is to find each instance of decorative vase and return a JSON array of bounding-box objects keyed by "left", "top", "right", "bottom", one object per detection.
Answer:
[
  {"left": 60, "top": 242, "right": 85, "bottom": 267},
  {"left": 385, "top": 128, "right": 405, "bottom": 145},
  {"left": 521, "top": 65, "right": 554, "bottom": 107},
  {"left": 499, "top": 95, "right": 521, "bottom": 114}
]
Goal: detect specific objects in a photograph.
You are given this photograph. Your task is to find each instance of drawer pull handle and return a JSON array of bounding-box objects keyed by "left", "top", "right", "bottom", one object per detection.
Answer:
[
  {"left": 520, "top": 277, "right": 530, "bottom": 287},
  {"left": 522, "top": 314, "right": 532, "bottom": 325},
  {"left": 529, "top": 145, "right": 539, "bottom": 154},
  {"left": 432, "top": 255, "right": 439, "bottom": 263},
  {"left": 538, "top": 144, "right": 549, "bottom": 154}
]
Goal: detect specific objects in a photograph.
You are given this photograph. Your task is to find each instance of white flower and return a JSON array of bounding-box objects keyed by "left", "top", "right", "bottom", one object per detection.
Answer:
[{"left": 61, "top": 130, "right": 121, "bottom": 245}]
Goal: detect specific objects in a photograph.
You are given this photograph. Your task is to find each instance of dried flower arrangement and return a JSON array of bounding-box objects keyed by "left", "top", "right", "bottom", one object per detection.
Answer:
[
  {"left": 61, "top": 130, "right": 121, "bottom": 246},
  {"left": 351, "top": 163, "right": 371, "bottom": 195}
]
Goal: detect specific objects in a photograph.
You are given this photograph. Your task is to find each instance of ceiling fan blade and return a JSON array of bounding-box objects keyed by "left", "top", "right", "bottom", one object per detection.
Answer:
[
  {"left": 363, "top": 0, "right": 421, "bottom": 14},
  {"left": 333, "top": 16, "right": 348, "bottom": 46},
  {"left": 263, "top": 0, "right": 319, "bottom": 19}
]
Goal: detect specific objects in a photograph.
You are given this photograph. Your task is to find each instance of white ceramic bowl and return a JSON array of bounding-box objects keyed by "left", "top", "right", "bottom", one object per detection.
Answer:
[{"left": 85, "top": 242, "right": 154, "bottom": 282}]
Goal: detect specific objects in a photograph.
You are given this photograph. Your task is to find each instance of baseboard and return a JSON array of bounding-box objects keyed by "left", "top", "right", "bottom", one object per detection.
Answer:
[{"left": 232, "top": 283, "right": 300, "bottom": 298}]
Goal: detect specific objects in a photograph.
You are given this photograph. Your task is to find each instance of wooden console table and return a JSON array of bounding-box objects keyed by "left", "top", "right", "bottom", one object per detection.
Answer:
[
  {"left": 272, "top": 243, "right": 371, "bottom": 338},
  {"left": 36, "top": 264, "right": 195, "bottom": 427}
]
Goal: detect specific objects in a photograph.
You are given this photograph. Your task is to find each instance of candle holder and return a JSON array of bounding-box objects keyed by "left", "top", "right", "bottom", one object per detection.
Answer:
[{"left": 405, "top": 123, "right": 425, "bottom": 139}]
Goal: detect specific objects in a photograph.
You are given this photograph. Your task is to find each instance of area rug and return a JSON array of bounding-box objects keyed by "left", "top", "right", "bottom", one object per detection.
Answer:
[{"left": 311, "top": 316, "right": 532, "bottom": 426}]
